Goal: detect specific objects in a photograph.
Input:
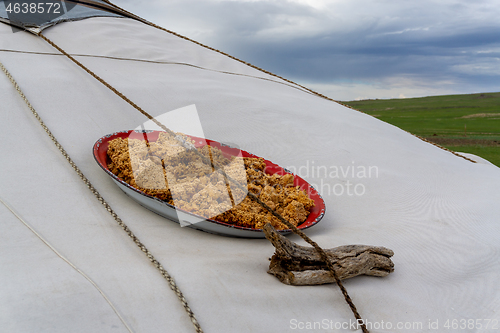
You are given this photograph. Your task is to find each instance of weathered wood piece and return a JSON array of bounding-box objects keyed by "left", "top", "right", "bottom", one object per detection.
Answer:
[{"left": 263, "top": 224, "right": 395, "bottom": 285}]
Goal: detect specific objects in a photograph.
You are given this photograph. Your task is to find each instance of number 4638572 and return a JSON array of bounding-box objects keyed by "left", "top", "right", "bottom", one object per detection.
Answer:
[
  {"left": 444, "top": 319, "right": 498, "bottom": 330},
  {"left": 5, "top": 2, "right": 61, "bottom": 14}
]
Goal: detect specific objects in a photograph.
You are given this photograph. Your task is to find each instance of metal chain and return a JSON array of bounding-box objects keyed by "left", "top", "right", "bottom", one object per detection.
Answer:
[
  {"left": 0, "top": 60, "right": 204, "bottom": 333},
  {"left": 36, "top": 30, "right": 370, "bottom": 332}
]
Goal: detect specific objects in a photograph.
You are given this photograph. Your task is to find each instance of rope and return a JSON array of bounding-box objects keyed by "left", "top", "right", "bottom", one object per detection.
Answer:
[
  {"left": 0, "top": 196, "right": 135, "bottom": 333},
  {"left": 411, "top": 134, "right": 477, "bottom": 163},
  {"left": 0, "top": 48, "right": 317, "bottom": 97},
  {"left": 36, "top": 31, "right": 369, "bottom": 333},
  {"left": 101, "top": 0, "right": 475, "bottom": 165},
  {"left": 333, "top": 101, "right": 477, "bottom": 163},
  {"left": 0, "top": 60, "right": 204, "bottom": 333}
]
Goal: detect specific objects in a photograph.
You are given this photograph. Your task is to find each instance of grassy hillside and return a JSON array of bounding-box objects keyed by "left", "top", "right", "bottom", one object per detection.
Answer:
[{"left": 342, "top": 92, "right": 500, "bottom": 167}]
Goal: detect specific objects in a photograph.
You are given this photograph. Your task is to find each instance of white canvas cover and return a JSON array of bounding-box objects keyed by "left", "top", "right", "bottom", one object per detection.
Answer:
[{"left": 1, "top": 14, "right": 499, "bottom": 333}]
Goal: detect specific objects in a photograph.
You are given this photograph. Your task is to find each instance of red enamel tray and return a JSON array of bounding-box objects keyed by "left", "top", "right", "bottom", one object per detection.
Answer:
[{"left": 93, "top": 130, "right": 325, "bottom": 238}]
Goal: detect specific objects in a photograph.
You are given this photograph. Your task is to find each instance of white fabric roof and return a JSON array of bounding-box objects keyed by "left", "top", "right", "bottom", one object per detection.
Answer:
[{"left": 1, "top": 16, "right": 499, "bottom": 333}]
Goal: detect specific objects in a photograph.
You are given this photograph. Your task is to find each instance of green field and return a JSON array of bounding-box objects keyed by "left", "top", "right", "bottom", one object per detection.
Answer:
[{"left": 342, "top": 92, "right": 500, "bottom": 167}]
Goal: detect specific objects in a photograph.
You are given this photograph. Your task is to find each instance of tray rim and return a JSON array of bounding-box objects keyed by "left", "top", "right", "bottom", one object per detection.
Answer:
[{"left": 92, "top": 129, "right": 326, "bottom": 236}]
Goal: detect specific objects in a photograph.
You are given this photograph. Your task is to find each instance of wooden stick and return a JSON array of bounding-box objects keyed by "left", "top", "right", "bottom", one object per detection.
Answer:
[{"left": 263, "top": 224, "right": 394, "bottom": 286}]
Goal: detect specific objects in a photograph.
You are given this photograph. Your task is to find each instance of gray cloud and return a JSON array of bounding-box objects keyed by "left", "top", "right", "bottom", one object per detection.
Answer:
[{"left": 113, "top": 0, "right": 500, "bottom": 99}]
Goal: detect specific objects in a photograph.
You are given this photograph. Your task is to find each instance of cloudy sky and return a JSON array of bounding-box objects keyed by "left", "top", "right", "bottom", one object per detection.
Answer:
[{"left": 113, "top": 0, "right": 500, "bottom": 101}]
